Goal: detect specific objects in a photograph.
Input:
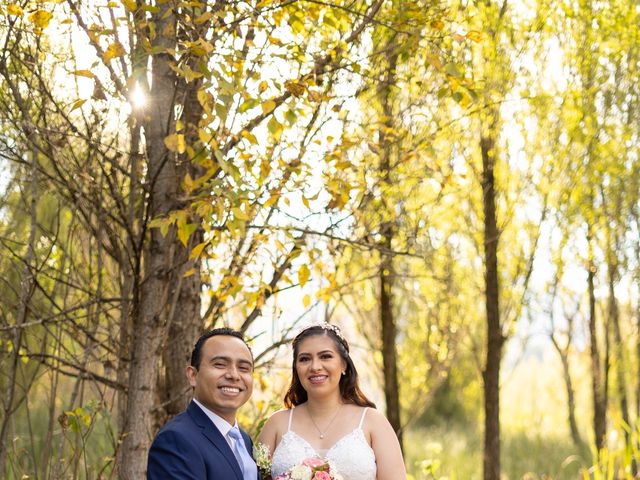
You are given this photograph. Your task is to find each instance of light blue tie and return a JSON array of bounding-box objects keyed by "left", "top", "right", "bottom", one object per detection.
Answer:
[{"left": 228, "top": 426, "right": 257, "bottom": 480}]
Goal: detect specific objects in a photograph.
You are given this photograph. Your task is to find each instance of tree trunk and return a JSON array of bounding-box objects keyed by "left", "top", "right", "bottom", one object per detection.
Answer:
[
  {"left": 608, "top": 257, "right": 632, "bottom": 445},
  {"left": 587, "top": 229, "right": 606, "bottom": 452},
  {"left": 379, "top": 254, "right": 402, "bottom": 446},
  {"left": 117, "top": 4, "right": 179, "bottom": 478},
  {"left": 559, "top": 348, "right": 583, "bottom": 447},
  {"left": 480, "top": 132, "right": 503, "bottom": 480},
  {"left": 0, "top": 141, "right": 38, "bottom": 476},
  {"left": 548, "top": 273, "right": 583, "bottom": 449},
  {"left": 157, "top": 70, "right": 205, "bottom": 426},
  {"left": 377, "top": 38, "right": 402, "bottom": 450},
  {"left": 637, "top": 277, "right": 640, "bottom": 429},
  {"left": 637, "top": 257, "right": 640, "bottom": 429}
]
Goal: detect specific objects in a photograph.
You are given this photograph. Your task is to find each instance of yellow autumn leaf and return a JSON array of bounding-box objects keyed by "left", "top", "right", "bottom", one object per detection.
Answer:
[
  {"left": 103, "top": 42, "right": 125, "bottom": 62},
  {"left": 121, "top": 0, "right": 137, "bottom": 12},
  {"left": 183, "top": 268, "right": 196, "bottom": 277},
  {"left": 28, "top": 10, "right": 53, "bottom": 29},
  {"left": 240, "top": 130, "right": 258, "bottom": 145},
  {"left": 284, "top": 80, "right": 306, "bottom": 97},
  {"left": 232, "top": 207, "right": 250, "bottom": 221},
  {"left": 302, "top": 294, "right": 311, "bottom": 308},
  {"left": 426, "top": 52, "right": 443, "bottom": 70},
  {"left": 298, "top": 264, "right": 310, "bottom": 288},
  {"left": 452, "top": 33, "right": 466, "bottom": 43},
  {"left": 6, "top": 4, "right": 24, "bottom": 16},
  {"left": 189, "top": 242, "right": 207, "bottom": 260},
  {"left": 194, "top": 11, "right": 214, "bottom": 25},
  {"left": 164, "top": 134, "right": 186, "bottom": 153},
  {"left": 430, "top": 19, "right": 444, "bottom": 30},
  {"left": 70, "top": 99, "right": 86, "bottom": 111},
  {"left": 307, "top": 90, "right": 322, "bottom": 103},
  {"left": 264, "top": 194, "right": 279, "bottom": 208},
  {"left": 73, "top": 70, "right": 95, "bottom": 78},
  {"left": 466, "top": 30, "right": 483, "bottom": 42},
  {"left": 261, "top": 99, "right": 277, "bottom": 114}
]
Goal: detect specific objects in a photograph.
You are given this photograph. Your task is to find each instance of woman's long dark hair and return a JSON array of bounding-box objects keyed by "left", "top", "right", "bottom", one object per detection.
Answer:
[{"left": 283, "top": 324, "right": 376, "bottom": 408}]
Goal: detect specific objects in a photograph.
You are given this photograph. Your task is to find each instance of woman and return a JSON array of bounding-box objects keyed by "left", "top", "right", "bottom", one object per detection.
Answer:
[{"left": 258, "top": 323, "right": 406, "bottom": 480}]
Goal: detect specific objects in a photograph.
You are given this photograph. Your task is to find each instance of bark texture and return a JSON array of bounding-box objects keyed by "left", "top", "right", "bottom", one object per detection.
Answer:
[{"left": 480, "top": 132, "right": 504, "bottom": 480}]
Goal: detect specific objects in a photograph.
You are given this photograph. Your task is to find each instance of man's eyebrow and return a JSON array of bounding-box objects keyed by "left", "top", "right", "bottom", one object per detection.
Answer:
[
  {"left": 208, "top": 356, "right": 253, "bottom": 365},
  {"left": 208, "top": 355, "right": 230, "bottom": 362}
]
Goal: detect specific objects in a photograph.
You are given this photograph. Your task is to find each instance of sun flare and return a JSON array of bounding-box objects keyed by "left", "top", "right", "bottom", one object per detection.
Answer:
[{"left": 129, "top": 84, "right": 146, "bottom": 109}]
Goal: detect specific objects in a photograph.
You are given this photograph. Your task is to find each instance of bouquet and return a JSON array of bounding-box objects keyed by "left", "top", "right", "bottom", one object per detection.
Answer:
[
  {"left": 275, "top": 457, "right": 343, "bottom": 480},
  {"left": 253, "top": 442, "right": 273, "bottom": 480}
]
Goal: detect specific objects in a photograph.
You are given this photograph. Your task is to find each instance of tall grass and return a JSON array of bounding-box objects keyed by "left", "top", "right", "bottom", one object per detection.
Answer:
[
  {"left": 404, "top": 423, "right": 589, "bottom": 480},
  {"left": 404, "top": 353, "right": 639, "bottom": 480}
]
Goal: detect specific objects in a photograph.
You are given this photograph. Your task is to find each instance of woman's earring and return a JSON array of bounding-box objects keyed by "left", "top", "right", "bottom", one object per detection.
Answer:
[{"left": 341, "top": 371, "right": 346, "bottom": 376}]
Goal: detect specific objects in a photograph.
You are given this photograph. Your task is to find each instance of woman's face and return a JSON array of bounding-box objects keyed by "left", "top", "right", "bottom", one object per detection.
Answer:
[{"left": 295, "top": 334, "right": 346, "bottom": 397}]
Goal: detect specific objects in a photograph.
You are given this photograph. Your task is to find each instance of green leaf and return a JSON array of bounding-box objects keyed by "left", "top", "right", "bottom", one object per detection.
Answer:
[
  {"left": 445, "top": 63, "right": 463, "bottom": 78},
  {"left": 267, "top": 116, "right": 283, "bottom": 140},
  {"left": 177, "top": 222, "right": 198, "bottom": 247}
]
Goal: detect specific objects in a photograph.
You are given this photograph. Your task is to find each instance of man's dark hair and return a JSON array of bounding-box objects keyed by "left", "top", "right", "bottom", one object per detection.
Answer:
[{"left": 190, "top": 328, "right": 252, "bottom": 369}]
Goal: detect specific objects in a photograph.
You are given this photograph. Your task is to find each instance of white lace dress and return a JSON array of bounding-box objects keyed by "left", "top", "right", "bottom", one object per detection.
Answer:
[{"left": 271, "top": 407, "right": 377, "bottom": 480}]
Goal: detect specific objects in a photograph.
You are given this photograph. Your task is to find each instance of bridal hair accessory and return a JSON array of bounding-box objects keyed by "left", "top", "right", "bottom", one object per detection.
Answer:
[{"left": 295, "top": 323, "right": 348, "bottom": 350}]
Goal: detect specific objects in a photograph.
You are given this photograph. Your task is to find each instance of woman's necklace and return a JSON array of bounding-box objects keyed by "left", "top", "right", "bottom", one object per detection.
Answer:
[{"left": 307, "top": 404, "right": 342, "bottom": 439}]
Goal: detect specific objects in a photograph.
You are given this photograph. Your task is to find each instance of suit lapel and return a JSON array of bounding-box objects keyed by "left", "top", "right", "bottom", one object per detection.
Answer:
[{"left": 187, "top": 402, "right": 244, "bottom": 480}]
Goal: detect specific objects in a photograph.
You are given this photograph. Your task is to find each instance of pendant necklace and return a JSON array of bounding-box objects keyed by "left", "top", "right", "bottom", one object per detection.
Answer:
[{"left": 307, "top": 404, "right": 342, "bottom": 439}]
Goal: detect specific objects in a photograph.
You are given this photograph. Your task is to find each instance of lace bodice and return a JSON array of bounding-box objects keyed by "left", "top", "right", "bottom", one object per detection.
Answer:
[{"left": 271, "top": 407, "right": 377, "bottom": 480}]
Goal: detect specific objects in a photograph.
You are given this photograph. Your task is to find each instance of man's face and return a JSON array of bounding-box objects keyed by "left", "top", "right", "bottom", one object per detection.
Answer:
[{"left": 187, "top": 335, "right": 253, "bottom": 424}]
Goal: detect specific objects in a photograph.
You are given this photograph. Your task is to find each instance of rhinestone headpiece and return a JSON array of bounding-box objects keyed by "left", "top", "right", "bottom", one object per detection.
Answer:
[{"left": 294, "top": 322, "right": 348, "bottom": 350}]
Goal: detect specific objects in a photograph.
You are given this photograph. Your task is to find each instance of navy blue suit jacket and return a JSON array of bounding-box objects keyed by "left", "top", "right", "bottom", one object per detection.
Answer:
[{"left": 147, "top": 401, "right": 258, "bottom": 479}]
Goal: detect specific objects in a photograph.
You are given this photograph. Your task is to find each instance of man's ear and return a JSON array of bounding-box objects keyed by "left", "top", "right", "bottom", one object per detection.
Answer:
[{"left": 186, "top": 365, "right": 197, "bottom": 387}]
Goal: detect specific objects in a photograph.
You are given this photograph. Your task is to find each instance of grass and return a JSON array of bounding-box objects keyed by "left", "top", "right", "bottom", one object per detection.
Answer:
[
  {"left": 403, "top": 352, "right": 598, "bottom": 480},
  {"left": 404, "top": 423, "right": 590, "bottom": 480}
]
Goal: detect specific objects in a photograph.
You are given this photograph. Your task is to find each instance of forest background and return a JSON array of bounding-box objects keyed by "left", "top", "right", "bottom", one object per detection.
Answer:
[{"left": 0, "top": 0, "right": 639, "bottom": 479}]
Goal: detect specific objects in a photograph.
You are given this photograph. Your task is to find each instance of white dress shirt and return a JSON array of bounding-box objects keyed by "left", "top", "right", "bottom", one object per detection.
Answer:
[{"left": 192, "top": 398, "right": 238, "bottom": 449}]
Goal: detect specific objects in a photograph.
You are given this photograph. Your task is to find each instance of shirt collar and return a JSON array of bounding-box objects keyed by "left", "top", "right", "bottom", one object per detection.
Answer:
[{"left": 192, "top": 398, "right": 237, "bottom": 437}]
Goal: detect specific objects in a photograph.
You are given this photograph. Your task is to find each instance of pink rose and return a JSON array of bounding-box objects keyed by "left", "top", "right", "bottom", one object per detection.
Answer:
[
  {"left": 313, "top": 472, "right": 331, "bottom": 480},
  {"left": 303, "top": 458, "right": 325, "bottom": 469}
]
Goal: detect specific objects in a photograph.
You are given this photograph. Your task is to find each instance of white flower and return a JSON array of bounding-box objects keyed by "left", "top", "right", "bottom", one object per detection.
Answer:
[
  {"left": 289, "top": 464, "right": 313, "bottom": 480},
  {"left": 252, "top": 442, "right": 272, "bottom": 476}
]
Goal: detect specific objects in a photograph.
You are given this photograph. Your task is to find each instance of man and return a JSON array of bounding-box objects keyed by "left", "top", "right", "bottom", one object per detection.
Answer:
[{"left": 147, "top": 328, "right": 259, "bottom": 479}]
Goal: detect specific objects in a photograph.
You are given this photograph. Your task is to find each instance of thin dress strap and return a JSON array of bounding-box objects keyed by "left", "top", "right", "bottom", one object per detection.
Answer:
[
  {"left": 287, "top": 407, "right": 294, "bottom": 431},
  {"left": 358, "top": 407, "right": 369, "bottom": 429}
]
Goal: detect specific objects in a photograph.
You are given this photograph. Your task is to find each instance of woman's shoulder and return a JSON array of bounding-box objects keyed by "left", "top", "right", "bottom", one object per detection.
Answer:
[
  {"left": 262, "top": 408, "right": 292, "bottom": 429},
  {"left": 353, "top": 405, "right": 393, "bottom": 430},
  {"left": 258, "top": 408, "right": 292, "bottom": 447}
]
